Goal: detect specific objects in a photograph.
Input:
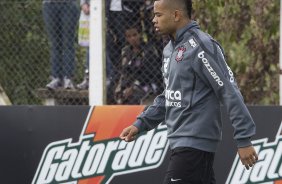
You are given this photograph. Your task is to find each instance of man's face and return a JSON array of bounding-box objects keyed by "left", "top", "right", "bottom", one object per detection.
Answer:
[
  {"left": 152, "top": 0, "right": 175, "bottom": 35},
  {"left": 125, "top": 28, "right": 141, "bottom": 48}
]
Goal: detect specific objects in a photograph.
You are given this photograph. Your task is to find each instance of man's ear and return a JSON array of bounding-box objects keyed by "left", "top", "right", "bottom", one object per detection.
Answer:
[{"left": 174, "top": 10, "right": 182, "bottom": 22}]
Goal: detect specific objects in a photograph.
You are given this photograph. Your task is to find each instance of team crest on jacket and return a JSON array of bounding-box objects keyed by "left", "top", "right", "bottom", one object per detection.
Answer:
[{"left": 175, "top": 46, "right": 186, "bottom": 62}]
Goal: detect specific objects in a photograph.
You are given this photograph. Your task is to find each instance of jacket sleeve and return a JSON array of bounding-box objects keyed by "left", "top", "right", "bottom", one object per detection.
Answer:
[
  {"left": 133, "top": 91, "right": 166, "bottom": 133},
  {"left": 191, "top": 38, "right": 256, "bottom": 148}
]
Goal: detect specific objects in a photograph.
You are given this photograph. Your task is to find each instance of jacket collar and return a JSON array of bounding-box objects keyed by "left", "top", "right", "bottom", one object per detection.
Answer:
[{"left": 170, "top": 21, "right": 200, "bottom": 46}]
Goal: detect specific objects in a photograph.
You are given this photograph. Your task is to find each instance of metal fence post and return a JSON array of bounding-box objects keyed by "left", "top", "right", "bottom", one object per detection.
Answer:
[{"left": 89, "top": 0, "right": 105, "bottom": 105}]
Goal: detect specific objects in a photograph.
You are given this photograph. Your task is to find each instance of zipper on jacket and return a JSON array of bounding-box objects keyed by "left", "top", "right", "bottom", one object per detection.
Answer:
[{"left": 190, "top": 72, "right": 196, "bottom": 108}]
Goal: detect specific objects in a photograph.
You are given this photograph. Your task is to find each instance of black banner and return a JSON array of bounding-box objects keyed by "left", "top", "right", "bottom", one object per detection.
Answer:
[{"left": 0, "top": 106, "right": 281, "bottom": 184}]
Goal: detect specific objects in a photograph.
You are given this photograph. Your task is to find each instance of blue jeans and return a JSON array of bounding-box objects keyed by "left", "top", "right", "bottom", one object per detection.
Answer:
[{"left": 43, "top": 1, "right": 79, "bottom": 78}]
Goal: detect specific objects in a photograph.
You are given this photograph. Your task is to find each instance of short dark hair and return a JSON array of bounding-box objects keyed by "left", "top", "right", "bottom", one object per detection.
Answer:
[
  {"left": 185, "top": 0, "right": 193, "bottom": 19},
  {"left": 156, "top": 0, "right": 193, "bottom": 19},
  {"left": 125, "top": 22, "right": 142, "bottom": 33},
  {"left": 173, "top": 0, "right": 192, "bottom": 19}
]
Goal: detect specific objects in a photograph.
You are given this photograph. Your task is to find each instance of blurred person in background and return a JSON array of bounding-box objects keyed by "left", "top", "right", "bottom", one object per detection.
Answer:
[
  {"left": 77, "top": 0, "right": 90, "bottom": 90},
  {"left": 43, "top": 0, "right": 79, "bottom": 90},
  {"left": 141, "top": 0, "right": 164, "bottom": 55},
  {"left": 106, "top": 0, "right": 143, "bottom": 49},
  {"left": 106, "top": 0, "right": 144, "bottom": 104},
  {"left": 120, "top": 0, "right": 258, "bottom": 183},
  {"left": 105, "top": 28, "right": 119, "bottom": 104},
  {"left": 114, "top": 23, "right": 162, "bottom": 105},
  {"left": 105, "top": 0, "right": 126, "bottom": 104}
]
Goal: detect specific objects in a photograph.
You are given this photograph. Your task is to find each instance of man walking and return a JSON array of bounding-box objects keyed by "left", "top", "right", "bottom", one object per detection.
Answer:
[{"left": 120, "top": 0, "right": 258, "bottom": 183}]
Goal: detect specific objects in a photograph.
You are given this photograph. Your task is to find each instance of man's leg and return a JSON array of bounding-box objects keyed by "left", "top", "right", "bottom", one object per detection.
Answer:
[
  {"left": 163, "top": 147, "right": 216, "bottom": 184},
  {"left": 43, "top": 2, "right": 62, "bottom": 78}
]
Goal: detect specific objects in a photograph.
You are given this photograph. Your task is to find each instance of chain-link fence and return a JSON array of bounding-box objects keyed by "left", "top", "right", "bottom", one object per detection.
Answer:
[
  {"left": 105, "top": 0, "right": 164, "bottom": 105},
  {"left": 0, "top": 0, "right": 279, "bottom": 105},
  {"left": 0, "top": 0, "right": 88, "bottom": 105},
  {"left": 0, "top": 0, "right": 164, "bottom": 105}
]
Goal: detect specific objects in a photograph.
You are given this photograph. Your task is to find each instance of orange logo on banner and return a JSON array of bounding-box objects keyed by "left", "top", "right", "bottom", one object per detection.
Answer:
[
  {"left": 33, "top": 106, "right": 168, "bottom": 184},
  {"left": 78, "top": 106, "right": 145, "bottom": 184},
  {"left": 85, "top": 106, "right": 144, "bottom": 141}
]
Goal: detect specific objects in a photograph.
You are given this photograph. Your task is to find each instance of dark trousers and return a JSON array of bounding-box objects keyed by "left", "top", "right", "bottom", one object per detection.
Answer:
[
  {"left": 43, "top": 1, "right": 79, "bottom": 78},
  {"left": 163, "top": 147, "right": 216, "bottom": 184}
]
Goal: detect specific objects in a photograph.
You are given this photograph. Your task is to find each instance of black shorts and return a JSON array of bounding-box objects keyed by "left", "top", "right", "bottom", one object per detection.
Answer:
[{"left": 163, "top": 147, "right": 216, "bottom": 184}]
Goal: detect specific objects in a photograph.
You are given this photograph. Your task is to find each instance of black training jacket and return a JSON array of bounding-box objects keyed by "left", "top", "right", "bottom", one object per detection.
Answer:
[{"left": 134, "top": 21, "right": 256, "bottom": 152}]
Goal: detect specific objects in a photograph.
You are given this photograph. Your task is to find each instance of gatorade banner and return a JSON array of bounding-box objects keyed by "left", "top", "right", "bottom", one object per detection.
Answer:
[
  {"left": 227, "top": 127, "right": 282, "bottom": 184},
  {"left": 32, "top": 106, "right": 168, "bottom": 184},
  {"left": 0, "top": 106, "right": 281, "bottom": 184}
]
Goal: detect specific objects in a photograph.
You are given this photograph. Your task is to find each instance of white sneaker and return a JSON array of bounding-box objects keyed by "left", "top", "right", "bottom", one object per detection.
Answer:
[
  {"left": 76, "top": 77, "right": 89, "bottom": 90},
  {"left": 46, "top": 77, "right": 62, "bottom": 90},
  {"left": 63, "top": 77, "right": 75, "bottom": 90}
]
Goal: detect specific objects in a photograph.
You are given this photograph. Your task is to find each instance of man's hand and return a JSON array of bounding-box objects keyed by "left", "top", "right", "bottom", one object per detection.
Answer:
[
  {"left": 120, "top": 125, "right": 139, "bottom": 142},
  {"left": 238, "top": 146, "right": 258, "bottom": 170}
]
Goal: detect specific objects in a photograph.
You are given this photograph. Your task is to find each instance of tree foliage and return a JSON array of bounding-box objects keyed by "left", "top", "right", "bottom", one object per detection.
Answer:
[{"left": 193, "top": 0, "right": 280, "bottom": 104}]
